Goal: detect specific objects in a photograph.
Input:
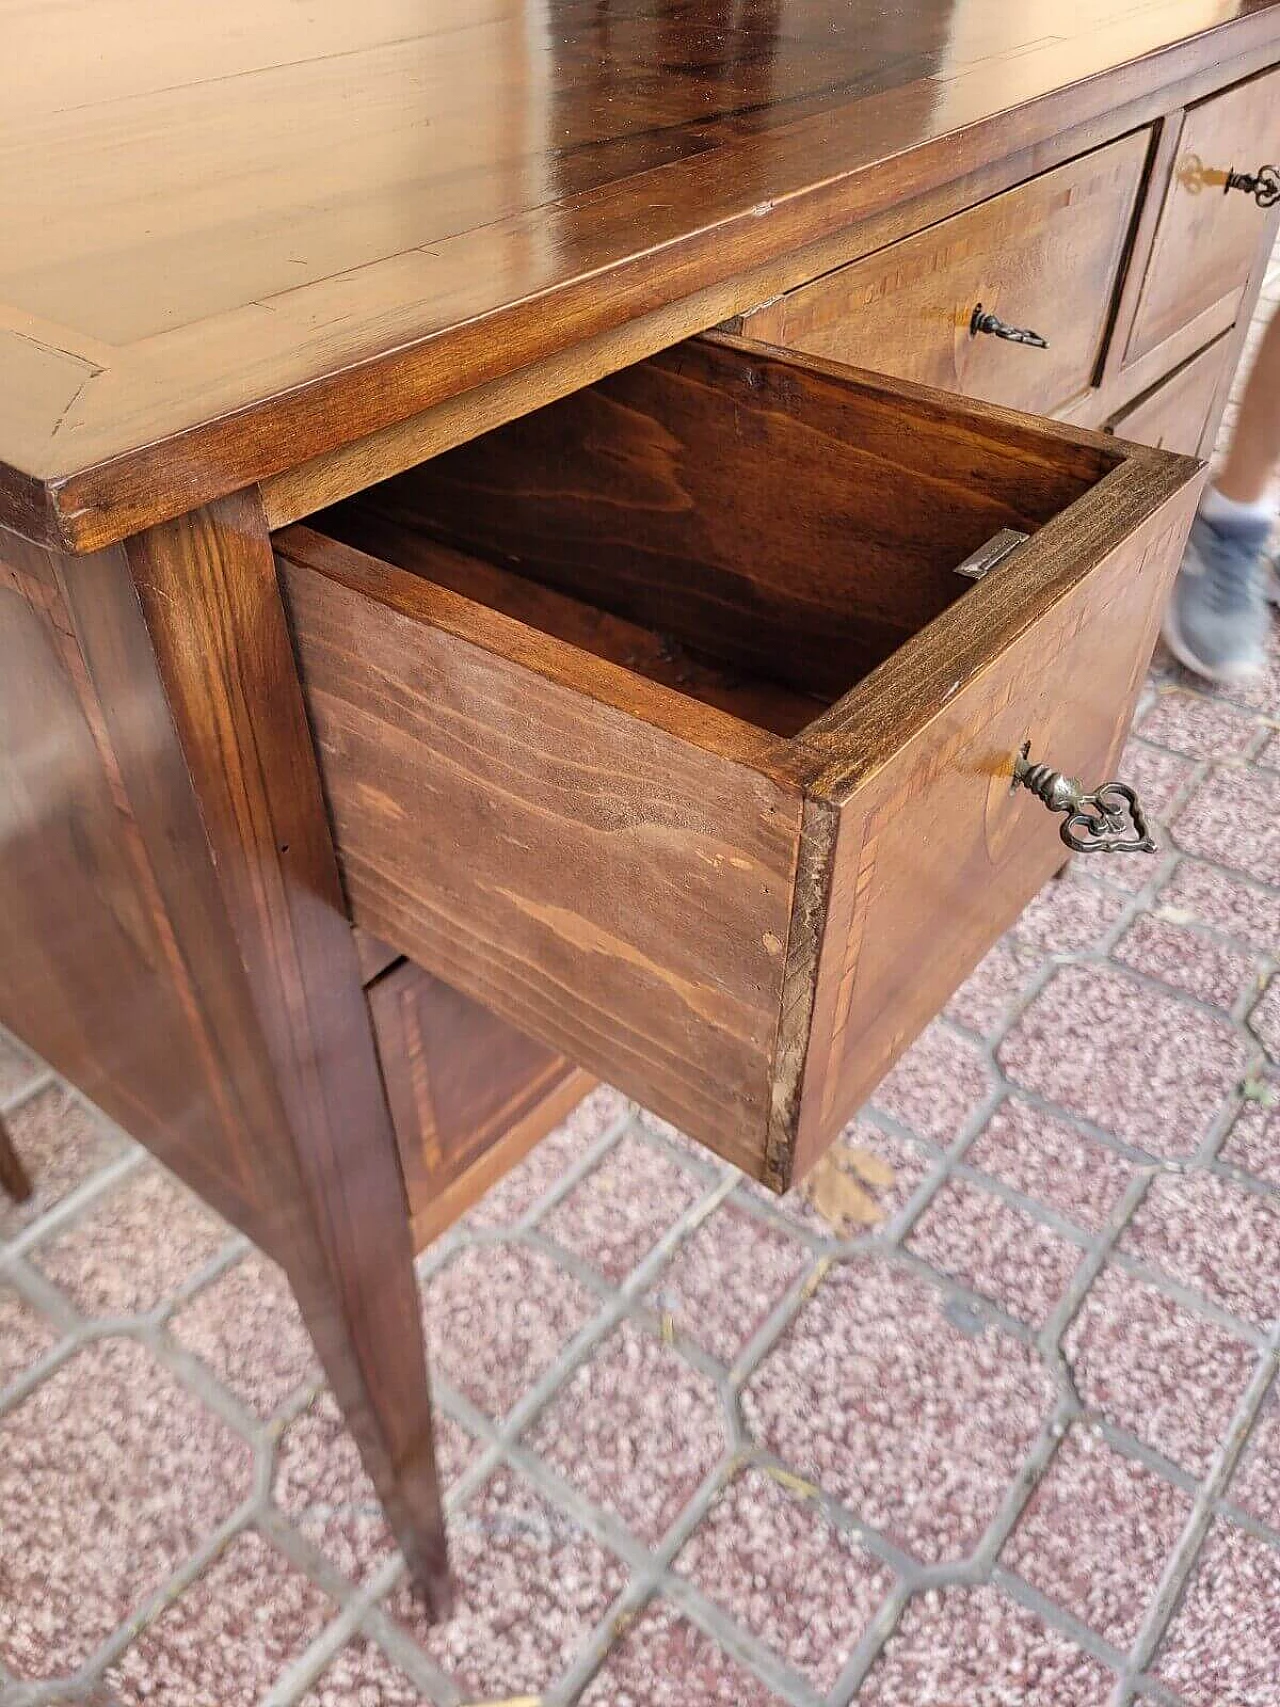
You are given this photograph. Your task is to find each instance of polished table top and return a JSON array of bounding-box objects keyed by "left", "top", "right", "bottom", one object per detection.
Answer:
[{"left": 3, "top": 0, "right": 1278, "bottom": 548}]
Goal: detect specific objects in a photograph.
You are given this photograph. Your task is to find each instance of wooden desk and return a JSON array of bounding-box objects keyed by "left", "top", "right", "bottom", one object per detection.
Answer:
[{"left": 3, "top": 0, "right": 1279, "bottom": 1616}]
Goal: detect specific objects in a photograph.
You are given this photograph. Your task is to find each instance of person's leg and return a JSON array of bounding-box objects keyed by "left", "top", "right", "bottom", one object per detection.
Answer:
[{"left": 1162, "top": 311, "right": 1280, "bottom": 681}]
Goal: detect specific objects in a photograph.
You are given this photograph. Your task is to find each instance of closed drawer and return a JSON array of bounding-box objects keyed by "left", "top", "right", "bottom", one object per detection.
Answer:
[
  {"left": 1126, "top": 67, "right": 1280, "bottom": 365},
  {"left": 278, "top": 335, "right": 1201, "bottom": 1189},
  {"left": 1107, "top": 335, "right": 1232, "bottom": 457},
  {"left": 739, "top": 131, "right": 1150, "bottom": 418},
  {"left": 368, "top": 956, "right": 592, "bottom": 1248}
]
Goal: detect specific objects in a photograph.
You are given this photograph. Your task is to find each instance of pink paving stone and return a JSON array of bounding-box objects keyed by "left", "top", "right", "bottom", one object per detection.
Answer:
[
  {"left": 1003, "top": 1423, "right": 1194, "bottom": 1647},
  {"left": 1135, "top": 688, "right": 1262, "bottom": 759},
  {"left": 740, "top": 1258, "right": 1053, "bottom": 1564},
  {"left": 645, "top": 1202, "right": 809, "bottom": 1366},
  {"left": 1119, "top": 1171, "right": 1280, "bottom": 1327},
  {"left": 273, "top": 1391, "right": 474, "bottom": 1584},
  {"left": 905, "top": 1176, "right": 1083, "bottom": 1326},
  {"left": 0, "top": 1336, "right": 253, "bottom": 1679},
  {"left": 944, "top": 938, "right": 1043, "bottom": 1036},
  {"left": 858, "top": 1584, "right": 1114, "bottom": 1706},
  {"left": 0, "top": 1285, "right": 57, "bottom": 1388},
  {"left": 390, "top": 1465, "right": 626, "bottom": 1701},
  {"left": 998, "top": 963, "right": 1245, "bottom": 1158},
  {"left": 673, "top": 1467, "right": 895, "bottom": 1692},
  {"left": 297, "top": 1638, "right": 439, "bottom": 1706},
  {"left": 795, "top": 1117, "right": 937, "bottom": 1231},
  {"left": 1228, "top": 1378, "right": 1280, "bottom": 1527},
  {"left": 0, "top": 1085, "right": 128, "bottom": 1236},
  {"left": 1064, "top": 1266, "right": 1256, "bottom": 1475},
  {"left": 579, "top": 1600, "right": 787, "bottom": 1707},
  {"left": 32, "top": 1164, "right": 229, "bottom": 1318},
  {"left": 1113, "top": 912, "right": 1255, "bottom": 1009},
  {"left": 422, "top": 1240, "right": 597, "bottom": 1419},
  {"left": 170, "top": 1249, "right": 319, "bottom": 1418},
  {"left": 1012, "top": 868, "right": 1129, "bottom": 954},
  {"left": 1251, "top": 974, "right": 1280, "bottom": 1057},
  {"left": 1157, "top": 859, "right": 1280, "bottom": 954},
  {"left": 965, "top": 1098, "right": 1134, "bottom": 1233},
  {"left": 463, "top": 1084, "right": 631, "bottom": 1230},
  {"left": 1175, "top": 766, "right": 1280, "bottom": 884},
  {"left": 0, "top": 1031, "right": 38, "bottom": 1101},
  {"left": 869, "top": 1021, "right": 995, "bottom": 1145},
  {"left": 1154, "top": 1519, "right": 1280, "bottom": 1706},
  {"left": 107, "top": 1530, "right": 333, "bottom": 1707},
  {"left": 526, "top": 1318, "right": 725, "bottom": 1545},
  {"left": 540, "top": 1129, "right": 705, "bottom": 1282},
  {"left": 1117, "top": 737, "right": 1200, "bottom": 820},
  {"left": 1220, "top": 1096, "right": 1280, "bottom": 1187}
]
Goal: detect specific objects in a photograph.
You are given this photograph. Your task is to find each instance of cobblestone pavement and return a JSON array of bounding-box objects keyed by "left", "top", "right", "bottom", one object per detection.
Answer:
[{"left": 3, "top": 257, "right": 1280, "bottom": 1707}]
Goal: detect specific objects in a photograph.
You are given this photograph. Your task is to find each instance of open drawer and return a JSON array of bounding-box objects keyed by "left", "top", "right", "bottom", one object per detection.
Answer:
[{"left": 276, "top": 335, "right": 1201, "bottom": 1190}]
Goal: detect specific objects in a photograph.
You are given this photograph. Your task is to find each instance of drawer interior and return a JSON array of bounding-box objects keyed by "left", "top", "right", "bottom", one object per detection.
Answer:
[{"left": 307, "top": 334, "right": 1122, "bottom": 743}]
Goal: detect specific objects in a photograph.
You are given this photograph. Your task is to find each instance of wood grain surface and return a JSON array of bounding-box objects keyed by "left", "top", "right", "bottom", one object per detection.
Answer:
[
  {"left": 3, "top": 0, "right": 1278, "bottom": 549},
  {"left": 1107, "top": 334, "right": 1232, "bottom": 453},
  {"left": 742, "top": 130, "right": 1150, "bottom": 417}
]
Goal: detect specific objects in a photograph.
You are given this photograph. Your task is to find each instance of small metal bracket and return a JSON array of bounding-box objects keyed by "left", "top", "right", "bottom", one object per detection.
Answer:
[{"left": 953, "top": 528, "right": 1029, "bottom": 582}]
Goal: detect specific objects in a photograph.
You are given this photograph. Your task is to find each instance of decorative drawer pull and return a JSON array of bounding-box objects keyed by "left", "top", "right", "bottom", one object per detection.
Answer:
[
  {"left": 970, "top": 304, "right": 1049, "bottom": 348},
  {"left": 1012, "top": 743, "right": 1156, "bottom": 855},
  {"left": 1224, "top": 164, "right": 1280, "bottom": 208}
]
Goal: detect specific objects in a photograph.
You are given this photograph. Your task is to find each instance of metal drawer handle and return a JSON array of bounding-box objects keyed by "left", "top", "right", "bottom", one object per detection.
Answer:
[
  {"left": 1225, "top": 164, "right": 1280, "bottom": 208},
  {"left": 1013, "top": 743, "right": 1156, "bottom": 855},
  {"left": 970, "top": 304, "right": 1049, "bottom": 348}
]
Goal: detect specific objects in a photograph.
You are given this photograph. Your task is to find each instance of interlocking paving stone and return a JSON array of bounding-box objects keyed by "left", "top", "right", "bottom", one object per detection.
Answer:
[
  {"left": 1116, "top": 736, "right": 1199, "bottom": 820},
  {"left": 1220, "top": 1096, "right": 1280, "bottom": 1187},
  {"left": 964, "top": 1098, "right": 1135, "bottom": 1232},
  {"left": 673, "top": 1467, "right": 895, "bottom": 1691},
  {"left": 106, "top": 1530, "right": 332, "bottom": 1707},
  {"left": 1135, "top": 687, "right": 1262, "bottom": 759},
  {"left": 0, "top": 1336, "right": 253, "bottom": 1679},
  {"left": 273, "top": 1391, "right": 474, "bottom": 1585},
  {"left": 741, "top": 1258, "right": 1053, "bottom": 1564},
  {"left": 1156, "top": 858, "right": 1280, "bottom": 952},
  {"left": 945, "top": 938, "right": 1043, "bottom": 1035},
  {"left": 645, "top": 1202, "right": 809, "bottom": 1366},
  {"left": 540, "top": 1129, "right": 705, "bottom": 1282},
  {"left": 0, "top": 1284, "right": 57, "bottom": 1388},
  {"left": 463, "top": 1084, "right": 630, "bottom": 1230},
  {"left": 1012, "top": 867, "right": 1129, "bottom": 953},
  {"left": 1226, "top": 1377, "right": 1280, "bottom": 1528},
  {"left": 1153, "top": 1519, "right": 1280, "bottom": 1705},
  {"left": 0, "top": 1030, "right": 38, "bottom": 1101},
  {"left": 296, "top": 1637, "right": 439, "bottom": 1705},
  {"left": 526, "top": 1319, "right": 725, "bottom": 1545},
  {"left": 0, "top": 1085, "right": 128, "bottom": 1237},
  {"left": 422, "top": 1240, "right": 597, "bottom": 1419},
  {"left": 31, "top": 1164, "right": 228, "bottom": 1318},
  {"left": 1002, "top": 1423, "right": 1194, "bottom": 1646},
  {"left": 869, "top": 1021, "right": 995, "bottom": 1145},
  {"left": 1118, "top": 1171, "right": 1280, "bottom": 1328},
  {"left": 905, "top": 1175, "right": 1082, "bottom": 1326},
  {"left": 999, "top": 963, "right": 1247, "bottom": 1157},
  {"left": 388, "top": 1465, "right": 626, "bottom": 1701},
  {"left": 1250, "top": 974, "right": 1280, "bottom": 1058},
  {"left": 1112, "top": 912, "right": 1256, "bottom": 1008},
  {"left": 170, "top": 1249, "right": 319, "bottom": 1418},
  {"left": 578, "top": 1600, "right": 789, "bottom": 1706},
  {"left": 1063, "top": 1266, "right": 1257, "bottom": 1475},
  {"left": 857, "top": 1584, "right": 1115, "bottom": 1705},
  {"left": 1175, "top": 766, "right": 1280, "bottom": 884}
]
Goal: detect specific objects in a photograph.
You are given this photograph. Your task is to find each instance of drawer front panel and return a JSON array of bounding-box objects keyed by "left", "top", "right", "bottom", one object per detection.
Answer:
[
  {"left": 369, "top": 958, "right": 591, "bottom": 1247},
  {"left": 791, "top": 503, "right": 1193, "bottom": 1179},
  {"left": 1126, "top": 67, "right": 1280, "bottom": 364},
  {"left": 1107, "top": 335, "right": 1232, "bottom": 456},
  {"left": 741, "top": 131, "right": 1150, "bottom": 418}
]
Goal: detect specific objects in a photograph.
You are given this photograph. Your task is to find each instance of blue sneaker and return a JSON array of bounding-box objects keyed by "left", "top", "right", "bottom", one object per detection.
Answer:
[{"left": 1161, "top": 510, "right": 1272, "bottom": 682}]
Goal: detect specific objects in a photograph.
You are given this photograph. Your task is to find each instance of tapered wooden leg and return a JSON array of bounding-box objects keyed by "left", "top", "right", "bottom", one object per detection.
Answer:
[
  {"left": 0, "top": 501, "right": 450, "bottom": 1613},
  {"left": 0, "top": 1109, "right": 32, "bottom": 1202}
]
